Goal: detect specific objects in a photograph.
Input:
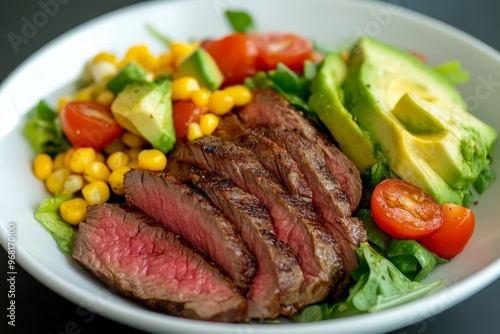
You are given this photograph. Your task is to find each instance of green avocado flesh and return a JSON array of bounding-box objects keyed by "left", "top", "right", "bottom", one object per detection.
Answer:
[{"left": 175, "top": 48, "right": 224, "bottom": 91}]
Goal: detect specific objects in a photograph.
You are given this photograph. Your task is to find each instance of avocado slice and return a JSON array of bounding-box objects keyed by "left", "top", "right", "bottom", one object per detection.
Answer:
[
  {"left": 175, "top": 48, "right": 224, "bottom": 91},
  {"left": 343, "top": 37, "right": 497, "bottom": 205},
  {"left": 111, "top": 79, "right": 176, "bottom": 153},
  {"left": 309, "top": 52, "right": 378, "bottom": 172},
  {"left": 106, "top": 62, "right": 148, "bottom": 94}
]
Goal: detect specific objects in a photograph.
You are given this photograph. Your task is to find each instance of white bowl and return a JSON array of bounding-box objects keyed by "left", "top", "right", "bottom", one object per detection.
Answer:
[{"left": 1, "top": 0, "right": 499, "bottom": 333}]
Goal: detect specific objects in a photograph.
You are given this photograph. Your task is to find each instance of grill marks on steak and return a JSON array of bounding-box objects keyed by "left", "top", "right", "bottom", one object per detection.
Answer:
[
  {"left": 215, "top": 114, "right": 312, "bottom": 202},
  {"left": 170, "top": 137, "right": 345, "bottom": 305},
  {"left": 253, "top": 126, "right": 367, "bottom": 274},
  {"left": 238, "top": 88, "right": 362, "bottom": 210},
  {"left": 124, "top": 170, "right": 256, "bottom": 290},
  {"left": 168, "top": 160, "right": 304, "bottom": 318},
  {"left": 72, "top": 204, "right": 246, "bottom": 322}
]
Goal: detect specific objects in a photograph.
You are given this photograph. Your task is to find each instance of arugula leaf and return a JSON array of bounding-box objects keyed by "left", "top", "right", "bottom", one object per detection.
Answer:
[
  {"left": 473, "top": 161, "right": 496, "bottom": 194},
  {"left": 356, "top": 209, "right": 391, "bottom": 252},
  {"left": 434, "top": 60, "right": 470, "bottom": 84},
  {"left": 386, "top": 239, "right": 437, "bottom": 282},
  {"left": 23, "top": 100, "right": 70, "bottom": 156},
  {"left": 33, "top": 194, "right": 77, "bottom": 254},
  {"left": 364, "top": 162, "right": 398, "bottom": 192},
  {"left": 145, "top": 24, "right": 172, "bottom": 46},
  {"left": 224, "top": 10, "right": 256, "bottom": 33}
]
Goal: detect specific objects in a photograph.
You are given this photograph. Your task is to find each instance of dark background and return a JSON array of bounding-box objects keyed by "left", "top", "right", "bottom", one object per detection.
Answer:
[{"left": 1, "top": 0, "right": 500, "bottom": 333}]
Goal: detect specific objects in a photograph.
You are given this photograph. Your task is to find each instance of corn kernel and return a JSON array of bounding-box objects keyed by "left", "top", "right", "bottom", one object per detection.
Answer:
[
  {"left": 224, "top": 85, "right": 253, "bottom": 106},
  {"left": 128, "top": 158, "right": 139, "bottom": 169},
  {"left": 156, "top": 53, "right": 173, "bottom": 75},
  {"left": 124, "top": 147, "right": 142, "bottom": 160},
  {"left": 121, "top": 132, "right": 148, "bottom": 148},
  {"left": 92, "top": 51, "right": 118, "bottom": 66},
  {"left": 171, "top": 77, "right": 200, "bottom": 101},
  {"left": 90, "top": 61, "right": 117, "bottom": 83},
  {"left": 208, "top": 90, "right": 234, "bottom": 115},
  {"left": 63, "top": 148, "right": 77, "bottom": 169},
  {"left": 95, "top": 90, "right": 115, "bottom": 106},
  {"left": 187, "top": 122, "right": 204, "bottom": 141},
  {"left": 57, "top": 96, "right": 70, "bottom": 114},
  {"left": 190, "top": 89, "right": 211, "bottom": 108},
  {"left": 199, "top": 113, "right": 219, "bottom": 136},
  {"left": 94, "top": 152, "right": 106, "bottom": 163},
  {"left": 170, "top": 42, "right": 196, "bottom": 66},
  {"left": 138, "top": 149, "right": 167, "bottom": 171},
  {"left": 60, "top": 198, "right": 88, "bottom": 226},
  {"left": 108, "top": 166, "right": 131, "bottom": 195},
  {"left": 106, "top": 151, "right": 129, "bottom": 171},
  {"left": 82, "top": 180, "right": 110, "bottom": 205},
  {"left": 62, "top": 174, "right": 85, "bottom": 194},
  {"left": 104, "top": 137, "right": 127, "bottom": 155},
  {"left": 119, "top": 45, "right": 157, "bottom": 72},
  {"left": 69, "top": 147, "right": 96, "bottom": 173},
  {"left": 45, "top": 168, "right": 70, "bottom": 194},
  {"left": 54, "top": 152, "right": 66, "bottom": 170},
  {"left": 84, "top": 161, "right": 111, "bottom": 183},
  {"left": 33, "top": 153, "right": 54, "bottom": 180},
  {"left": 75, "top": 87, "right": 93, "bottom": 102}
]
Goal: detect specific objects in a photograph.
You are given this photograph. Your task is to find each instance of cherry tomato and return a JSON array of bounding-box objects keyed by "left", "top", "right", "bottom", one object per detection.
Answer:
[
  {"left": 251, "top": 33, "right": 314, "bottom": 72},
  {"left": 205, "top": 33, "right": 259, "bottom": 86},
  {"left": 419, "top": 203, "right": 475, "bottom": 258},
  {"left": 371, "top": 178, "right": 444, "bottom": 239},
  {"left": 60, "top": 101, "right": 123, "bottom": 151},
  {"left": 173, "top": 100, "right": 206, "bottom": 140}
]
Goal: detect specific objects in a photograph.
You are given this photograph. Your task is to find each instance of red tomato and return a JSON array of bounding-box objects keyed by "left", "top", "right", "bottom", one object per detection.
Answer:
[
  {"left": 205, "top": 33, "right": 259, "bottom": 86},
  {"left": 419, "top": 204, "right": 475, "bottom": 258},
  {"left": 251, "top": 33, "right": 314, "bottom": 72},
  {"left": 60, "top": 101, "right": 123, "bottom": 151},
  {"left": 173, "top": 100, "right": 206, "bottom": 140},
  {"left": 371, "top": 179, "right": 444, "bottom": 239}
]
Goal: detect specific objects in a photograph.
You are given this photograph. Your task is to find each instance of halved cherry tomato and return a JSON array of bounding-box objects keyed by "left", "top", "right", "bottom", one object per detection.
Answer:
[
  {"left": 60, "top": 101, "right": 123, "bottom": 151},
  {"left": 251, "top": 33, "right": 314, "bottom": 72},
  {"left": 204, "top": 33, "right": 259, "bottom": 86},
  {"left": 371, "top": 178, "right": 444, "bottom": 239},
  {"left": 419, "top": 203, "right": 475, "bottom": 258},
  {"left": 173, "top": 100, "right": 206, "bottom": 140}
]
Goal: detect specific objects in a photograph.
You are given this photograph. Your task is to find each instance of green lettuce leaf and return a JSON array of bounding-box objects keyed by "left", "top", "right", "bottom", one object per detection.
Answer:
[
  {"left": 224, "top": 10, "right": 256, "bottom": 33},
  {"left": 386, "top": 239, "right": 437, "bottom": 282},
  {"left": 434, "top": 60, "right": 470, "bottom": 84},
  {"left": 33, "top": 194, "right": 77, "bottom": 254}
]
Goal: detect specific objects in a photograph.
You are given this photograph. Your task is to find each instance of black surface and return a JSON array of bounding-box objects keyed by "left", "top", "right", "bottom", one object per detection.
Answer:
[{"left": 1, "top": 0, "right": 499, "bottom": 333}]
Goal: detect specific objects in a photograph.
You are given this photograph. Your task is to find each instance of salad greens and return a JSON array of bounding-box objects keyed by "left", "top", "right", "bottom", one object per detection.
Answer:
[
  {"left": 224, "top": 10, "right": 256, "bottom": 33},
  {"left": 34, "top": 194, "right": 77, "bottom": 254},
  {"left": 434, "top": 60, "right": 470, "bottom": 84}
]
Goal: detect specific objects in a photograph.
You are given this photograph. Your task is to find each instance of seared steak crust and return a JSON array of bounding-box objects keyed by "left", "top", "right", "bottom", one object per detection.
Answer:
[
  {"left": 168, "top": 160, "right": 304, "bottom": 318},
  {"left": 72, "top": 204, "right": 247, "bottom": 322},
  {"left": 124, "top": 170, "right": 256, "bottom": 290}
]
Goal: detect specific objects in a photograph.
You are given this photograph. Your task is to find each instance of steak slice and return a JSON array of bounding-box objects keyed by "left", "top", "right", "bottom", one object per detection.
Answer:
[
  {"left": 254, "top": 125, "right": 367, "bottom": 273},
  {"left": 215, "top": 114, "right": 312, "bottom": 202},
  {"left": 170, "top": 137, "right": 345, "bottom": 304},
  {"left": 238, "top": 88, "right": 362, "bottom": 210},
  {"left": 124, "top": 170, "right": 256, "bottom": 290},
  {"left": 72, "top": 204, "right": 247, "bottom": 322},
  {"left": 168, "top": 160, "right": 303, "bottom": 318}
]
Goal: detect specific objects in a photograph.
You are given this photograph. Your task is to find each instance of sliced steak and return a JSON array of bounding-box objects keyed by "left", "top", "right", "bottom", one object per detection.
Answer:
[
  {"left": 238, "top": 88, "right": 362, "bottom": 210},
  {"left": 72, "top": 204, "right": 247, "bottom": 322},
  {"left": 215, "top": 114, "right": 312, "bottom": 202},
  {"left": 124, "top": 170, "right": 256, "bottom": 290},
  {"left": 170, "top": 137, "right": 345, "bottom": 304},
  {"left": 168, "top": 160, "right": 303, "bottom": 318},
  {"left": 254, "top": 125, "right": 367, "bottom": 273}
]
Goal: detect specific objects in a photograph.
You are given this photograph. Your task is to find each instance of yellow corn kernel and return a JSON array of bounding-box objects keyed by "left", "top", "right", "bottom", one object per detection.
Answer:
[
  {"left": 62, "top": 174, "right": 85, "bottom": 194},
  {"left": 224, "top": 85, "right": 253, "bottom": 106},
  {"left": 171, "top": 77, "right": 200, "bottom": 101},
  {"left": 33, "top": 153, "right": 54, "bottom": 180},
  {"left": 207, "top": 90, "right": 234, "bottom": 115},
  {"left": 63, "top": 148, "right": 77, "bottom": 169},
  {"left": 95, "top": 90, "right": 115, "bottom": 106},
  {"left": 69, "top": 147, "right": 96, "bottom": 173},
  {"left": 60, "top": 198, "right": 88, "bottom": 226},
  {"left": 106, "top": 151, "right": 130, "bottom": 171},
  {"left": 92, "top": 51, "right": 118, "bottom": 66},
  {"left": 128, "top": 158, "right": 139, "bottom": 169},
  {"left": 187, "top": 122, "right": 204, "bottom": 141},
  {"left": 108, "top": 166, "right": 131, "bottom": 195},
  {"left": 57, "top": 96, "right": 70, "bottom": 114},
  {"left": 104, "top": 137, "right": 127, "bottom": 155},
  {"left": 119, "top": 45, "right": 157, "bottom": 72},
  {"left": 75, "top": 87, "right": 93, "bottom": 102},
  {"left": 45, "top": 168, "right": 70, "bottom": 194},
  {"left": 82, "top": 180, "right": 110, "bottom": 205},
  {"left": 138, "top": 149, "right": 167, "bottom": 171},
  {"left": 170, "top": 42, "right": 196, "bottom": 66},
  {"left": 199, "top": 113, "right": 219, "bottom": 136},
  {"left": 84, "top": 161, "right": 111, "bottom": 183},
  {"left": 94, "top": 151, "right": 106, "bottom": 163},
  {"left": 121, "top": 132, "right": 148, "bottom": 148},
  {"left": 124, "top": 148, "right": 142, "bottom": 160},
  {"left": 156, "top": 53, "right": 174, "bottom": 75},
  {"left": 190, "top": 88, "right": 211, "bottom": 108},
  {"left": 53, "top": 152, "right": 66, "bottom": 170}
]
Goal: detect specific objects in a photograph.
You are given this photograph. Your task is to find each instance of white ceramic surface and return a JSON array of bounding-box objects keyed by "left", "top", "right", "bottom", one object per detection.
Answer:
[{"left": 1, "top": 0, "right": 499, "bottom": 333}]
